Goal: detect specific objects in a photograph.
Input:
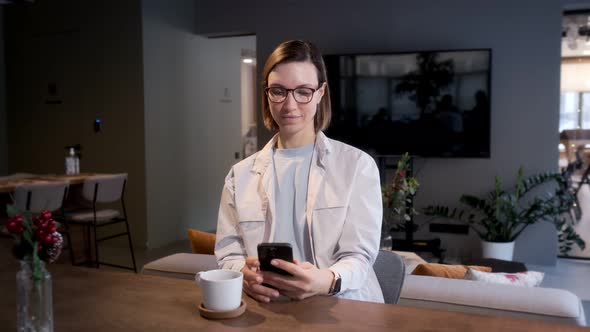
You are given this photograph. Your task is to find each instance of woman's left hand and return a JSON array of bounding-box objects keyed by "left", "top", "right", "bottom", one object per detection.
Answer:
[{"left": 261, "top": 259, "right": 335, "bottom": 301}]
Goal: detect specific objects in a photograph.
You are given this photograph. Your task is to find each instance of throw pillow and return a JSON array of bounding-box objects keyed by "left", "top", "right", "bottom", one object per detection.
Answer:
[
  {"left": 411, "top": 263, "right": 492, "bottom": 279},
  {"left": 392, "top": 251, "right": 428, "bottom": 274},
  {"left": 186, "top": 229, "right": 216, "bottom": 255},
  {"left": 464, "top": 269, "right": 544, "bottom": 287}
]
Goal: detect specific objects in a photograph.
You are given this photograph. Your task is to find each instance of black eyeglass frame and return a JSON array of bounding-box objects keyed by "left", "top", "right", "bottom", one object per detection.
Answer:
[{"left": 264, "top": 82, "right": 324, "bottom": 104}]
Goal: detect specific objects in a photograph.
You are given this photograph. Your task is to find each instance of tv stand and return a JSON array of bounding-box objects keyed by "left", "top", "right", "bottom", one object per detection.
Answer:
[{"left": 377, "top": 155, "right": 444, "bottom": 262}]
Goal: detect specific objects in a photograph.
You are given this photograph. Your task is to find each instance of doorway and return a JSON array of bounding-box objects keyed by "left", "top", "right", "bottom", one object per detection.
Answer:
[
  {"left": 559, "top": 11, "right": 590, "bottom": 259},
  {"left": 144, "top": 33, "right": 257, "bottom": 248}
]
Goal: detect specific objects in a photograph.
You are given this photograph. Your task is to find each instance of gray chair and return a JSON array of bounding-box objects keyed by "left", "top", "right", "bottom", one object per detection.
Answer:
[
  {"left": 12, "top": 181, "right": 74, "bottom": 264},
  {"left": 64, "top": 174, "right": 137, "bottom": 272},
  {"left": 373, "top": 250, "right": 406, "bottom": 304},
  {"left": 13, "top": 181, "right": 69, "bottom": 213}
]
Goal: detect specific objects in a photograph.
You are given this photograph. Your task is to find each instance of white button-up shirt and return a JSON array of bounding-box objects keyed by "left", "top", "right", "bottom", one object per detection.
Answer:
[{"left": 215, "top": 131, "right": 384, "bottom": 303}]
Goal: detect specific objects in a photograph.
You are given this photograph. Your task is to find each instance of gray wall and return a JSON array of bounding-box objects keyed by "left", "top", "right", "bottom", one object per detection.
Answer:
[
  {"left": 0, "top": 7, "right": 6, "bottom": 176},
  {"left": 195, "top": 0, "right": 563, "bottom": 265},
  {"left": 142, "top": 0, "right": 255, "bottom": 248},
  {"left": 563, "top": 0, "right": 590, "bottom": 10}
]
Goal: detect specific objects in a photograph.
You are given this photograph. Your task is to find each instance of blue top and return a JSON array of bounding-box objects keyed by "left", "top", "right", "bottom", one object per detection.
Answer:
[{"left": 271, "top": 143, "right": 315, "bottom": 262}]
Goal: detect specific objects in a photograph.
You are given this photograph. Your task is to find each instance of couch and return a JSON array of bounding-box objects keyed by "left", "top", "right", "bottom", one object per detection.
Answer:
[{"left": 142, "top": 252, "right": 586, "bottom": 326}]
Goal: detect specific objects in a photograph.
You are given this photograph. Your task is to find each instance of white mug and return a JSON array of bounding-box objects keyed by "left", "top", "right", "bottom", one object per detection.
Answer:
[{"left": 195, "top": 269, "right": 243, "bottom": 311}]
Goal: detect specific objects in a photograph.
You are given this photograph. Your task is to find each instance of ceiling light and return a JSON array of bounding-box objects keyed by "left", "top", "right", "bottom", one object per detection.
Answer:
[{"left": 242, "top": 58, "right": 253, "bottom": 64}]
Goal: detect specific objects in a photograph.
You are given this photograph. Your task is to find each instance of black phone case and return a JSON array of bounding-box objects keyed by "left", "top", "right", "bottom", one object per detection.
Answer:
[{"left": 257, "top": 243, "right": 293, "bottom": 276}]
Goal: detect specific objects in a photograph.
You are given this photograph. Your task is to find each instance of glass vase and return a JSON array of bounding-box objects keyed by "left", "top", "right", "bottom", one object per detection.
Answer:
[{"left": 16, "top": 260, "right": 53, "bottom": 332}]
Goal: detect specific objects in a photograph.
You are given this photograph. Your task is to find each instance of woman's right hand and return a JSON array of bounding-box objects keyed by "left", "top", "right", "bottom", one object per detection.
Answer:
[{"left": 241, "top": 256, "right": 280, "bottom": 303}]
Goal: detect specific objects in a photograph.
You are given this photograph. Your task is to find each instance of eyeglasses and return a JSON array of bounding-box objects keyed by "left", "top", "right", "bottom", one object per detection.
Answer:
[{"left": 265, "top": 84, "right": 323, "bottom": 104}]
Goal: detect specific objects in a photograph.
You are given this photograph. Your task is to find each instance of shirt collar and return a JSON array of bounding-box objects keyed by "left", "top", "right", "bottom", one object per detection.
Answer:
[{"left": 252, "top": 131, "right": 331, "bottom": 174}]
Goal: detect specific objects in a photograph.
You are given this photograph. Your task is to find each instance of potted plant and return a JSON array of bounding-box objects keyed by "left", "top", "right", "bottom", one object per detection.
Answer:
[
  {"left": 5, "top": 205, "right": 64, "bottom": 332},
  {"left": 424, "top": 167, "right": 585, "bottom": 260},
  {"left": 381, "top": 153, "right": 420, "bottom": 245}
]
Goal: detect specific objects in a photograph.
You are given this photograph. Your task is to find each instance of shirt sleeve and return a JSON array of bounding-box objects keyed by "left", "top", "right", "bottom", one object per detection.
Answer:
[
  {"left": 214, "top": 168, "right": 247, "bottom": 272},
  {"left": 329, "top": 153, "right": 382, "bottom": 292}
]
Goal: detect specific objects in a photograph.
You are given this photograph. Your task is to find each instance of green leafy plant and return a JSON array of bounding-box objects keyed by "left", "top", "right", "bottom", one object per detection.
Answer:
[
  {"left": 382, "top": 153, "right": 420, "bottom": 235},
  {"left": 395, "top": 52, "right": 455, "bottom": 117},
  {"left": 424, "top": 167, "right": 585, "bottom": 255}
]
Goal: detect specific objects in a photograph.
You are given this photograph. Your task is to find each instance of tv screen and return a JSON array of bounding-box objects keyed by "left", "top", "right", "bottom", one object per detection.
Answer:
[{"left": 324, "top": 49, "right": 491, "bottom": 158}]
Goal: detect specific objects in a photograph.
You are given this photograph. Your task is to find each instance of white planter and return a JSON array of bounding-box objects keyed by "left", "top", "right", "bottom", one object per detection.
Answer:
[{"left": 481, "top": 240, "right": 515, "bottom": 261}]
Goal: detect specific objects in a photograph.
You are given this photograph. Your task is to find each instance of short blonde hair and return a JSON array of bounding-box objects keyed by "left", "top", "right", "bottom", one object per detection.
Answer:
[{"left": 261, "top": 40, "right": 331, "bottom": 133}]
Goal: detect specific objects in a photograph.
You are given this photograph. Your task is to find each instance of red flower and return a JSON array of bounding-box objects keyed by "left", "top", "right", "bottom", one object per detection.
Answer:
[
  {"left": 6, "top": 215, "right": 25, "bottom": 234},
  {"left": 46, "top": 224, "right": 57, "bottom": 234},
  {"left": 7, "top": 205, "right": 64, "bottom": 277},
  {"left": 42, "top": 234, "right": 54, "bottom": 245},
  {"left": 6, "top": 222, "right": 24, "bottom": 234},
  {"left": 35, "top": 229, "right": 46, "bottom": 242},
  {"left": 40, "top": 210, "right": 52, "bottom": 221},
  {"left": 504, "top": 274, "right": 518, "bottom": 282},
  {"left": 11, "top": 215, "right": 24, "bottom": 223}
]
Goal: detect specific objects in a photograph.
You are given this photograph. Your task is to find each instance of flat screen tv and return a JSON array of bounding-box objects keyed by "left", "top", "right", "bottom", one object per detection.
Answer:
[{"left": 323, "top": 49, "right": 491, "bottom": 158}]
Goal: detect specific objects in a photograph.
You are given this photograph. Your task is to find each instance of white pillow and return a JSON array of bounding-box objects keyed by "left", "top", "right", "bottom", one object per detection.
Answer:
[{"left": 464, "top": 269, "right": 544, "bottom": 287}]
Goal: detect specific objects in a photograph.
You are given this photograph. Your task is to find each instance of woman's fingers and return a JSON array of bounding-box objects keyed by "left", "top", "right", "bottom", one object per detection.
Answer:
[
  {"left": 298, "top": 261, "right": 315, "bottom": 269},
  {"left": 241, "top": 266, "right": 262, "bottom": 283},
  {"left": 241, "top": 263, "right": 280, "bottom": 303},
  {"left": 246, "top": 256, "right": 260, "bottom": 268},
  {"left": 280, "top": 290, "right": 307, "bottom": 301},
  {"left": 251, "top": 283, "right": 280, "bottom": 298},
  {"left": 269, "top": 259, "right": 303, "bottom": 277},
  {"left": 243, "top": 285, "right": 270, "bottom": 303},
  {"left": 262, "top": 271, "right": 310, "bottom": 293},
  {"left": 244, "top": 283, "right": 280, "bottom": 303},
  {"left": 261, "top": 260, "right": 327, "bottom": 299}
]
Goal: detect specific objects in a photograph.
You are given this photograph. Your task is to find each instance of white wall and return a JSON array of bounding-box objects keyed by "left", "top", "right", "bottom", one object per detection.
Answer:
[
  {"left": 195, "top": 0, "right": 563, "bottom": 265},
  {"left": 561, "top": 62, "right": 590, "bottom": 91},
  {"left": 0, "top": 7, "right": 6, "bottom": 176},
  {"left": 241, "top": 61, "right": 256, "bottom": 137},
  {"left": 142, "top": 0, "right": 254, "bottom": 248}
]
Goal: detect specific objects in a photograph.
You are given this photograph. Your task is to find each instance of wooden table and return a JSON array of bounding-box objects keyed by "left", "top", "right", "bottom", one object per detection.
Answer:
[
  {"left": 0, "top": 174, "right": 111, "bottom": 263},
  {"left": 0, "top": 248, "right": 584, "bottom": 331},
  {"left": 0, "top": 173, "right": 107, "bottom": 194}
]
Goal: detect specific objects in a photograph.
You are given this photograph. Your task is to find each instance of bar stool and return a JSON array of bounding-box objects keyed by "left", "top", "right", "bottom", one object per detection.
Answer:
[{"left": 64, "top": 174, "right": 137, "bottom": 272}]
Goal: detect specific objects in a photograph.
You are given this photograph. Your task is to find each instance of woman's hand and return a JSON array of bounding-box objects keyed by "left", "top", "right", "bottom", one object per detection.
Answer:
[
  {"left": 240, "top": 256, "right": 280, "bottom": 303},
  {"left": 261, "top": 259, "right": 334, "bottom": 301}
]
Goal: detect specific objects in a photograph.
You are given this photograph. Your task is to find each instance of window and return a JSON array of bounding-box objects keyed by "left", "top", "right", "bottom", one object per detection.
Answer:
[{"left": 560, "top": 91, "right": 582, "bottom": 132}]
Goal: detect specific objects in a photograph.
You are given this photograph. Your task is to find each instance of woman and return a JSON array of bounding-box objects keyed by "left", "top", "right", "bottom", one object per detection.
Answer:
[{"left": 215, "top": 40, "right": 383, "bottom": 303}]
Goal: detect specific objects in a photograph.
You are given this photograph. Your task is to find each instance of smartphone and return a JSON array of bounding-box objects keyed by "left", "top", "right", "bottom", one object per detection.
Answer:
[{"left": 257, "top": 242, "right": 294, "bottom": 276}]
